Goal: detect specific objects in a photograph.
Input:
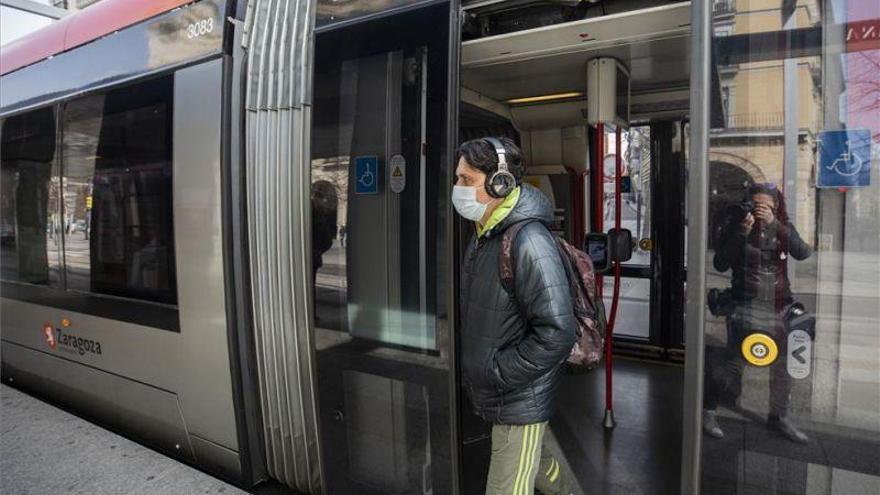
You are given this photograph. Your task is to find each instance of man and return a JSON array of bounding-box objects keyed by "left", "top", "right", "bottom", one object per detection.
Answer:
[
  {"left": 704, "top": 183, "right": 812, "bottom": 443},
  {"left": 455, "top": 137, "right": 576, "bottom": 495}
]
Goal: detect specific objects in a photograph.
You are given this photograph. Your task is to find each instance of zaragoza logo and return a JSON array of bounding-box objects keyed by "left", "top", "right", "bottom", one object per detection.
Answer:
[{"left": 42, "top": 324, "right": 102, "bottom": 356}]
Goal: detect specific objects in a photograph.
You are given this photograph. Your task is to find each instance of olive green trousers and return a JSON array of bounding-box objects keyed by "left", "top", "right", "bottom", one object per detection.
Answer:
[{"left": 485, "top": 422, "right": 572, "bottom": 495}]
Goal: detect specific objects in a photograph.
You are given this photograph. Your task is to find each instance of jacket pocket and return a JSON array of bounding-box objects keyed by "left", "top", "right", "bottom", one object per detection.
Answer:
[
  {"left": 485, "top": 349, "right": 503, "bottom": 389},
  {"left": 485, "top": 350, "right": 506, "bottom": 422}
]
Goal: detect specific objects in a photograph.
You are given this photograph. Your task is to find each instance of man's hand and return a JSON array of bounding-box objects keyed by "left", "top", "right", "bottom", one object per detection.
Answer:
[{"left": 741, "top": 212, "right": 755, "bottom": 235}]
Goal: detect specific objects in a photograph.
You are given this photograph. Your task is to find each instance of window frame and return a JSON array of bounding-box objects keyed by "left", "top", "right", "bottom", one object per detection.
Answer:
[
  {"left": 0, "top": 74, "right": 181, "bottom": 333},
  {"left": 60, "top": 75, "right": 178, "bottom": 307},
  {"left": 0, "top": 104, "right": 64, "bottom": 289}
]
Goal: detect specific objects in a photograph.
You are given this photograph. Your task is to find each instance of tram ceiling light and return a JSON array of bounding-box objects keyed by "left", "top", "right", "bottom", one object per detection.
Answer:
[{"left": 506, "top": 92, "right": 584, "bottom": 104}]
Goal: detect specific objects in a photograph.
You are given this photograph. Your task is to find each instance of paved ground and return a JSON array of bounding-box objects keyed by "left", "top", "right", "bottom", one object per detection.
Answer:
[{"left": 0, "top": 384, "right": 248, "bottom": 495}]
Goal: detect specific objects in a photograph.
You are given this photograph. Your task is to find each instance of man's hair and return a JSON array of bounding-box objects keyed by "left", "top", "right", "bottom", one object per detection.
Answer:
[{"left": 457, "top": 137, "right": 524, "bottom": 181}]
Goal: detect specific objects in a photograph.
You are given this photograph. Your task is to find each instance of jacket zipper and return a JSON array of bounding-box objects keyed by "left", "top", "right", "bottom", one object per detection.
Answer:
[
  {"left": 462, "top": 238, "right": 484, "bottom": 323},
  {"left": 468, "top": 235, "right": 505, "bottom": 422}
]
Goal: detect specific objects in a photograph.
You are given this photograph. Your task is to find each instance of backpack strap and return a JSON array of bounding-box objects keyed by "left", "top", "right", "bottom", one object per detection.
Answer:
[{"left": 499, "top": 219, "right": 539, "bottom": 294}]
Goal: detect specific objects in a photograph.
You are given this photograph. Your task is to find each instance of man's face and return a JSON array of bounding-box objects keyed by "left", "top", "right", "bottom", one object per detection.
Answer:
[{"left": 455, "top": 157, "right": 494, "bottom": 205}]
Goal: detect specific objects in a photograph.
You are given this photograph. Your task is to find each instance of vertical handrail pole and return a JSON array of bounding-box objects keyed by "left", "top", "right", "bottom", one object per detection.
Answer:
[
  {"left": 603, "top": 126, "right": 623, "bottom": 429},
  {"left": 594, "top": 123, "right": 605, "bottom": 297}
]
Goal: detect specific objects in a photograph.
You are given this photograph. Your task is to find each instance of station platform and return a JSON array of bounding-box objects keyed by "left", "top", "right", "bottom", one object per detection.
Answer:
[{"left": 0, "top": 384, "right": 250, "bottom": 495}]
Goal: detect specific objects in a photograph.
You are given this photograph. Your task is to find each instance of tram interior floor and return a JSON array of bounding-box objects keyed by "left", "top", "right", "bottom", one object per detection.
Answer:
[{"left": 554, "top": 357, "right": 684, "bottom": 495}]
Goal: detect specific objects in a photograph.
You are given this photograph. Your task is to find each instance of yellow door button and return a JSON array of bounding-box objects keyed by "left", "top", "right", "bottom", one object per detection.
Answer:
[
  {"left": 639, "top": 238, "right": 653, "bottom": 251},
  {"left": 741, "top": 333, "right": 778, "bottom": 366}
]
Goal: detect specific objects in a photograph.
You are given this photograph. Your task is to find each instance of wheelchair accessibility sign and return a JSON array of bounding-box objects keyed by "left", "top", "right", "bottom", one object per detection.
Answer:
[
  {"left": 817, "top": 129, "right": 872, "bottom": 188},
  {"left": 354, "top": 156, "right": 379, "bottom": 195}
]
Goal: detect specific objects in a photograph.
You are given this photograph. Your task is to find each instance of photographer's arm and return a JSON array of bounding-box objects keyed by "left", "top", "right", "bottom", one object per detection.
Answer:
[
  {"left": 714, "top": 227, "right": 747, "bottom": 272},
  {"left": 784, "top": 222, "right": 812, "bottom": 260}
]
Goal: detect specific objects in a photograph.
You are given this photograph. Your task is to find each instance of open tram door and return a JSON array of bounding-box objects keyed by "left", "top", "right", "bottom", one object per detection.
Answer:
[
  {"left": 457, "top": 2, "right": 691, "bottom": 494},
  {"left": 304, "top": 1, "right": 691, "bottom": 494}
]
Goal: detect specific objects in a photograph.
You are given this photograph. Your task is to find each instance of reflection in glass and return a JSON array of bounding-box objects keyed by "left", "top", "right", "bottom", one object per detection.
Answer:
[
  {"left": 701, "top": 1, "right": 880, "bottom": 492},
  {"left": 311, "top": 156, "right": 349, "bottom": 333},
  {"left": 704, "top": 184, "right": 812, "bottom": 440},
  {"left": 310, "top": 10, "right": 453, "bottom": 491},
  {"left": 312, "top": 50, "right": 435, "bottom": 350},
  {"left": 0, "top": 107, "right": 61, "bottom": 286},
  {"left": 316, "top": 0, "right": 421, "bottom": 27},
  {"left": 62, "top": 77, "right": 177, "bottom": 305}
]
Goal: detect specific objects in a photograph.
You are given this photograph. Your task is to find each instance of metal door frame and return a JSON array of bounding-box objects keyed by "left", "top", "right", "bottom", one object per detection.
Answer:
[
  {"left": 681, "top": 0, "right": 711, "bottom": 493},
  {"left": 592, "top": 120, "right": 687, "bottom": 355},
  {"left": 650, "top": 120, "right": 688, "bottom": 352}
]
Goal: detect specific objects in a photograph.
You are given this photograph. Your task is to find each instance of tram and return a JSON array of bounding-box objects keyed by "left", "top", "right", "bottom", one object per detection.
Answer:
[{"left": 2, "top": 1, "right": 878, "bottom": 494}]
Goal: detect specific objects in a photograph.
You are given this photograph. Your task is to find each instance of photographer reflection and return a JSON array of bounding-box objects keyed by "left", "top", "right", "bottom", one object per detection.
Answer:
[
  {"left": 704, "top": 183, "right": 812, "bottom": 443},
  {"left": 311, "top": 180, "right": 338, "bottom": 321}
]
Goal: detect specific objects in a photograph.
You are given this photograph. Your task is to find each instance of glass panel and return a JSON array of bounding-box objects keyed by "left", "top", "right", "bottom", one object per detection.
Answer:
[
  {"left": 0, "top": 107, "right": 61, "bottom": 286},
  {"left": 603, "top": 277, "right": 651, "bottom": 339},
  {"left": 603, "top": 125, "right": 653, "bottom": 267},
  {"left": 62, "top": 77, "right": 177, "bottom": 305},
  {"left": 316, "top": 0, "right": 422, "bottom": 27},
  {"left": 701, "top": 1, "right": 880, "bottom": 493},
  {"left": 312, "top": 49, "right": 433, "bottom": 349},
  {"left": 601, "top": 125, "right": 653, "bottom": 339},
  {"left": 310, "top": 5, "right": 453, "bottom": 493}
]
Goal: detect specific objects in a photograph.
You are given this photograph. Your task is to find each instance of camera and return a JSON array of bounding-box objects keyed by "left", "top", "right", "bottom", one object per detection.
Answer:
[
  {"left": 707, "top": 288, "right": 736, "bottom": 317},
  {"left": 726, "top": 200, "right": 755, "bottom": 224}
]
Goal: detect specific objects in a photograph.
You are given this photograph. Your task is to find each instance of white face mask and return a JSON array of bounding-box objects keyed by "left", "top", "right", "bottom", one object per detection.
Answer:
[{"left": 452, "top": 185, "right": 488, "bottom": 222}]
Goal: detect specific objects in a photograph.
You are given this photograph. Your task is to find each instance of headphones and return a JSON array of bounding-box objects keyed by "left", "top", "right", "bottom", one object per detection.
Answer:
[{"left": 483, "top": 137, "right": 518, "bottom": 199}]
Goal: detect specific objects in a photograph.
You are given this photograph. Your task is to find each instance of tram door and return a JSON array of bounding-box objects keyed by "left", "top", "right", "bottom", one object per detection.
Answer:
[
  {"left": 309, "top": 4, "right": 455, "bottom": 495},
  {"left": 599, "top": 122, "right": 688, "bottom": 350}
]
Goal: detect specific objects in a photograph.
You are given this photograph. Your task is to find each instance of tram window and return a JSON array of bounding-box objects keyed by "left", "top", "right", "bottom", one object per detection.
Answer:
[
  {"left": 62, "top": 77, "right": 177, "bottom": 305},
  {"left": 0, "top": 107, "right": 62, "bottom": 286}
]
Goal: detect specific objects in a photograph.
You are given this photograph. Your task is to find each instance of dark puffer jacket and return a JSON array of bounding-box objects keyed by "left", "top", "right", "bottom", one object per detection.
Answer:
[
  {"left": 714, "top": 221, "right": 811, "bottom": 304},
  {"left": 460, "top": 184, "right": 576, "bottom": 425}
]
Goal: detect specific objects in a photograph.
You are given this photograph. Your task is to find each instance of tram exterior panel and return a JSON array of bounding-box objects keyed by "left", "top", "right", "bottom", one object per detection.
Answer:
[{"left": 1, "top": 0, "right": 245, "bottom": 484}]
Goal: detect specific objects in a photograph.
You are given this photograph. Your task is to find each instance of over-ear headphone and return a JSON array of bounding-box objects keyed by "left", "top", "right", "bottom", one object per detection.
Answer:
[{"left": 483, "top": 137, "right": 518, "bottom": 199}]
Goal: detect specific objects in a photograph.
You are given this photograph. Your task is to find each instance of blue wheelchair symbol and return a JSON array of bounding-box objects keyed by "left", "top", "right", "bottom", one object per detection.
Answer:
[
  {"left": 354, "top": 156, "right": 379, "bottom": 195},
  {"left": 817, "top": 129, "right": 872, "bottom": 188}
]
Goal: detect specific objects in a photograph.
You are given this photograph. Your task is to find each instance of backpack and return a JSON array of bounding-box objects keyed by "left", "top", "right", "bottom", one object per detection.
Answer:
[{"left": 499, "top": 220, "right": 607, "bottom": 370}]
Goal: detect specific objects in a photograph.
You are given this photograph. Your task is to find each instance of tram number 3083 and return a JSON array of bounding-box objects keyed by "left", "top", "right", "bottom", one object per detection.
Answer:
[{"left": 186, "top": 18, "right": 215, "bottom": 39}]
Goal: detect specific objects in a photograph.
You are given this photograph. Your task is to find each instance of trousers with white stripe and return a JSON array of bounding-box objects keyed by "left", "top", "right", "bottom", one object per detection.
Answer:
[{"left": 486, "top": 422, "right": 570, "bottom": 495}]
